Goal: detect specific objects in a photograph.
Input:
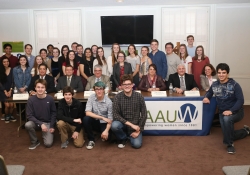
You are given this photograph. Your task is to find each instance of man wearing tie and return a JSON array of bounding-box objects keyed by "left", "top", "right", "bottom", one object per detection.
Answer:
[
  {"left": 56, "top": 65, "right": 83, "bottom": 92},
  {"left": 28, "top": 63, "right": 55, "bottom": 95},
  {"left": 167, "top": 64, "right": 199, "bottom": 94},
  {"left": 85, "top": 64, "right": 111, "bottom": 91}
]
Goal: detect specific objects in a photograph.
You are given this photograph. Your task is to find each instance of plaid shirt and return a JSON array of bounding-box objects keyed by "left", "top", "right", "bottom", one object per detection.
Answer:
[{"left": 113, "top": 91, "right": 147, "bottom": 134}]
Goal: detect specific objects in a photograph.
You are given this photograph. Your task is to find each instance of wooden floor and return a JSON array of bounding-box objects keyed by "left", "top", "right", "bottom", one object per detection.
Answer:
[{"left": 0, "top": 106, "right": 250, "bottom": 175}]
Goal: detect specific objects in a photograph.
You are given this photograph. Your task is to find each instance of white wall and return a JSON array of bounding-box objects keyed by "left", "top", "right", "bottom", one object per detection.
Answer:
[
  {"left": 0, "top": 4, "right": 249, "bottom": 104},
  {"left": 215, "top": 4, "right": 250, "bottom": 104},
  {"left": 0, "top": 10, "right": 30, "bottom": 55}
]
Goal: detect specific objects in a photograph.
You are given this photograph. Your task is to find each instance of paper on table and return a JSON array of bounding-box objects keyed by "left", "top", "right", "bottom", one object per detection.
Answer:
[
  {"left": 184, "top": 91, "right": 200, "bottom": 96},
  {"left": 151, "top": 91, "right": 167, "bottom": 97},
  {"left": 13, "top": 93, "right": 29, "bottom": 100},
  {"left": 84, "top": 91, "right": 95, "bottom": 98}
]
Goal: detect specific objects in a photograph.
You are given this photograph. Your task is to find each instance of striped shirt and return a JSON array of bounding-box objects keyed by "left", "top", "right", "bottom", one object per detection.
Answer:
[
  {"left": 85, "top": 94, "right": 113, "bottom": 123},
  {"left": 113, "top": 91, "right": 147, "bottom": 134}
]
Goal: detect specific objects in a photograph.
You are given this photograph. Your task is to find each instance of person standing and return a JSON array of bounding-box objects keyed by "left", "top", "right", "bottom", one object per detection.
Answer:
[
  {"left": 24, "top": 44, "right": 35, "bottom": 68},
  {"left": 111, "top": 74, "right": 147, "bottom": 149},
  {"left": 165, "top": 42, "right": 181, "bottom": 85},
  {"left": 149, "top": 39, "right": 167, "bottom": 83},
  {"left": 203, "top": 63, "right": 249, "bottom": 154},
  {"left": 47, "top": 47, "right": 60, "bottom": 85},
  {"left": 57, "top": 86, "right": 84, "bottom": 148},
  {"left": 192, "top": 45, "right": 210, "bottom": 90},
  {"left": 107, "top": 43, "right": 121, "bottom": 91},
  {"left": 25, "top": 79, "right": 57, "bottom": 149},
  {"left": 186, "top": 35, "right": 196, "bottom": 57},
  {"left": 179, "top": 44, "right": 192, "bottom": 74},
  {"left": 139, "top": 46, "right": 152, "bottom": 79},
  {"left": 0, "top": 43, "right": 18, "bottom": 68},
  {"left": 126, "top": 44, "right": 140, "bottom": 87},
  {"left": 13, "top": 55, "right": 31, "bottom": 93},
  {"left": 0, "top": 58, "right": 16, "bottom": 123}
]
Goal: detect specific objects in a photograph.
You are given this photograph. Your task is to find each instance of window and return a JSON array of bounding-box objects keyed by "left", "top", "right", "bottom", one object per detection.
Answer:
[
  {"left": 162, "top": 7, "right": 209, "bottom": 55},
  {"left": 34, "top": 10, "right": 81, "bottom": 52}
]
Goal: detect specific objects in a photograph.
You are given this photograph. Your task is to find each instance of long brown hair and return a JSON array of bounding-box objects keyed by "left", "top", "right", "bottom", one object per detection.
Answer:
[
  {"left": 194, "top": 45, "right": 206, "bottom": 60},
  {"left": 178, "top": 44, "right": 189, "bottom": 60},
  {"left": 127, "top": 44, "right": 138, "bottom": 56},
  {"left": 111, "top": 43, "right": 120, "bottom": 67},
  {"left": 33, "top": 55, "right": 45, "bottom": 76},
  {"left": 96, "top": 47, "right": 107, "bottom": 66}
]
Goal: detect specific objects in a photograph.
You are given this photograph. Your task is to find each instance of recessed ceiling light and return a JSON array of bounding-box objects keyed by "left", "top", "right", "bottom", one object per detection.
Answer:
[{"left": 117, "top": 0, "right": 123, "bottom": 2}]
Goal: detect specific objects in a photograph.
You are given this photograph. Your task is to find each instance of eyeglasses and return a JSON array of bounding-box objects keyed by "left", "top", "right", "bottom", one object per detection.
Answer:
[
  {"left": 94, "top": 70, "right": 102, "bottom": 72},
  {"left": 122, "top": 83, "right": 132, "bottom": 87},
  {"left": 94, "top": 88, "right": 104, "bottom": 91}
]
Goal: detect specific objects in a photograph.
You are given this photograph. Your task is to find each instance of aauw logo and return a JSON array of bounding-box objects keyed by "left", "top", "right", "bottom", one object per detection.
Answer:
[{"left": 178, "top": 103, "right": 198, "bottom": 123}]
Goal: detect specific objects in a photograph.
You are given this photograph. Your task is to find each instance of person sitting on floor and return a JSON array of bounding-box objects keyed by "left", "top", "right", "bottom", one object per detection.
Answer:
[
  {"left": 203, "top": 63, "right": 250, "bottom": 154},
  {"left": 57, "top": 86, "right": 85, "bottom": 149},
  {"left": 167, "top": 64, "right": 199, "bottom": 93},
  {"left": 111, "top": 74, "right": 147, "bottom": 149},
  {"left": 28, "top": 63, "right": 55, "bottom": 95},
  {"left": 83, "top": 81, "right": 113, "bottom": 150},
  {"left": 56, "top": 65, "right": 83, "bottom": 92},
  {"left": 25, "top": 79, "right": 57, "bottom": 149},
  {"left": 137, "top": 64, "right": 166, "bottom": 92},
  {"left": 85, "top": 64, "right": 111, "bottom": 91}
]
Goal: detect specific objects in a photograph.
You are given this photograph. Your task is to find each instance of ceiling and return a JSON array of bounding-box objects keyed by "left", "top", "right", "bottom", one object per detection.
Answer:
[{"left": 0, "top": 0, "right": 249, "bottom": 9}]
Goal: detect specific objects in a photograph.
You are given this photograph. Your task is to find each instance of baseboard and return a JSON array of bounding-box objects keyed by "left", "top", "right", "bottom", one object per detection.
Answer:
[{"left": 244, "top": 100, "right": 250, "bottom": 105}]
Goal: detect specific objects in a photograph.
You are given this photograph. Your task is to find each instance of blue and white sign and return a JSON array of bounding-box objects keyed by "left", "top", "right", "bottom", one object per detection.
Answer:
[{"left": 145, "top": 101, "right": 203, "bottom": 130}]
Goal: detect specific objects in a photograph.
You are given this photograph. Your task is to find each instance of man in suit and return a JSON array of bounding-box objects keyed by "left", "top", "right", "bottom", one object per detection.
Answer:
[
  {"left": 167, "top": 64, "right": 199, "bottom": 94},
  {"left": 28, "top": 63, "right": 55, "bottom": 95},
  {"left": 85, "top": 64, "right": 111, "bottom": 91},
  {"left": 56, "top": 65, "right": 83, "bottom": 92}
]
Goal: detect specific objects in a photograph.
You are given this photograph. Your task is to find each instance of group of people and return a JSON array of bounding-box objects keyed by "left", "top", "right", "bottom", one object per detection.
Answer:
[{"left": 0, "top": 35, "right": 249, "bottom": 154}]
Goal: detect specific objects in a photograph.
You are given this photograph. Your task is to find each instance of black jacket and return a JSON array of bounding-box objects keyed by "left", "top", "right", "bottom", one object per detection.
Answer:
[
  {"left": 28, "top": 75, "right": 55, "bottom": 93},
  {"left": 57, "top": 98, "right": 83, "bottom": 132},
  {"left": 167, "top": 73, "right": 198, "bottom": 90}
]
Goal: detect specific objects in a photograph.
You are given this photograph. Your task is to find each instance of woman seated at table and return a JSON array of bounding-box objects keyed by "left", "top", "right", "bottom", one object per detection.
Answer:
[
  {"left": 31, "top": 55, "right": 50, "bottom": 77},
  {"left": 113, "top": 51, "right": 132, "bottom": 90},
  {"left": 138, "top": 64, "right": 166, "bottom": 92},
  {"left": 200, "top": 63, "right": 217, "bottom": 91},
  {"left": 0, "top": 57, "right": 16, "bottom": 123},
  {"left": 13, "top": 55, "right": 31, "bottom": 93}
]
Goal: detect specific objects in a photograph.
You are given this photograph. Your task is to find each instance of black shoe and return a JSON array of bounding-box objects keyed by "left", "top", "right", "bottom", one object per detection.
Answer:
[
  {"left": 10, "top": 116, "right": 17, "bottom": 122},
  {"left": 243, "top": 125, "right": 250, "bottom": 135},
  {"left": 5, "top": 115, "right": 10, "bottom": 123},
  {"left": 227, "top": 145, "right": 236, "bottom": 154},
  {"left": 29, "top": 141, "right": 40, "bottom": 150},
  {"left": 118, "top": 139, "right": 128, "bottom": 149}
]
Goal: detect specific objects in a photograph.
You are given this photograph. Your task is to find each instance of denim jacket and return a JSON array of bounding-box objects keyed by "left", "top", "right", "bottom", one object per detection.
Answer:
[{"left": 13, "top": 66, "right": 31, "bottom": 89}]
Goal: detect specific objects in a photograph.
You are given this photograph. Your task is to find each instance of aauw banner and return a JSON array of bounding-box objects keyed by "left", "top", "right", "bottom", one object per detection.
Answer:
[{"left": 145, "top": 101, "right": 203, "bottom": 130}]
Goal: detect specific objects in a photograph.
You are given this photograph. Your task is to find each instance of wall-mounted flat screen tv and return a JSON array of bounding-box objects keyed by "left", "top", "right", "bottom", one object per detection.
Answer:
[{"left": 100, "top": 15, "right": 154, "bottom": 46}]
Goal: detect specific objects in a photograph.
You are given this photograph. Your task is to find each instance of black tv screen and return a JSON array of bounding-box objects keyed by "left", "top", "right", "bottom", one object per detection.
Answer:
[{"left": 101, "top": 15, "right": 154, "bottom": 46}]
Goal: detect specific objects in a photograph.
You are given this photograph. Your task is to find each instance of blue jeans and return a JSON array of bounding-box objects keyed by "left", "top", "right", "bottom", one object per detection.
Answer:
[
  {"left": 219, "top": 108, "right": 247, "bottom": 146},
  {"left": 111, "top": 121, "right": 142, "bottom": 149}
]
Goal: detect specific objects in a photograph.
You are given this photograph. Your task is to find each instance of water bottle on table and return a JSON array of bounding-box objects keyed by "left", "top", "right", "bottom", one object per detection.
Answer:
[{"left": 169, "top": 83, "right": 173, "bottom": 95}]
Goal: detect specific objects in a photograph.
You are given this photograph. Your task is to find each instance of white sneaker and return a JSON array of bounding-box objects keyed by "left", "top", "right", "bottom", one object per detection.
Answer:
[{"left": 86, "top": 141, "right": 95, "bottom": 150}]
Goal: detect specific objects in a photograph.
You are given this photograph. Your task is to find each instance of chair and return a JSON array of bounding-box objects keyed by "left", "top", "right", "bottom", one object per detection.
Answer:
[{"left": 0, "top": 155, "right": 25, "bottom": 175}]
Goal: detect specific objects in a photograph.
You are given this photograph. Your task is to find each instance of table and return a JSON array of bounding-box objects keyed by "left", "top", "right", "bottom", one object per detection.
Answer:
[
  {"left": 140, "top": 91, "right": 217, "bottom": 136},
  {"left": 6, "top": 90, "right": 216, "bottom": 137}
]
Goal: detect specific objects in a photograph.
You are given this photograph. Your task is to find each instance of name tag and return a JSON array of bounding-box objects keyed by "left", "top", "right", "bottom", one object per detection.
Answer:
[
  {"left": 84, "top": 91, "right": 95, "bottom": 98},
  {"left": 13, "top": 94, "right": 29, "bottom": 100},
  {"left": 151, "top": 91, "right": 167, "bottom": 97},
  {"left": 55, "top": 93, "right": 64, "bottom": 99},
  {"left": 184, "top": 91, "right": 200, "bottom": 96},
  {"left": 135, "top": 90, "right": 141, "bottom": 93}
]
